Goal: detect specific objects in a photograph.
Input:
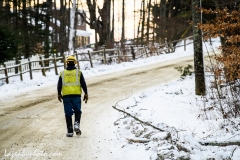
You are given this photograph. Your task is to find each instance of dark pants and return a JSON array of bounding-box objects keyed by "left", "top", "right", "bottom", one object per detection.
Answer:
[{"left": 62, "top": 96, "right": 82, "bottom": 116}]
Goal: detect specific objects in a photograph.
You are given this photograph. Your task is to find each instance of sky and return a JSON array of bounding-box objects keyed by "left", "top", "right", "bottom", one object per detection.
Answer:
[{"left": 1, "top": 38, "right": 240, "bottom": 159}]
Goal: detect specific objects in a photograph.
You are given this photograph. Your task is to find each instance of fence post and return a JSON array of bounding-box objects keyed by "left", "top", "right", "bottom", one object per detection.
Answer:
[
  {"left": 3, "top": 64, "right": 9, "bottom": 84},
  {"left": 88, "top": 50, "right": 93, "bottom": 68},
  {"left": 19, "top": 61, "right": 23, "bottom": 81},
  {"left": 40, "top": 56, "right": 46, "bottom": 76},
  {"left": 103, "top": 48, "right": 107, "bottom": 65},
  {"left": 144, "top": 46, "right": 149, "bottom": 58},
  {"left": 15, "top": 57, "right": 18, "bottom": 74},
  {"left": 63, "top": 54, "right": 66, "bottom": 69},
  {"left": 75, "top": 52, "right": 80, "bottom": 70},
  {"left": 169, "top": 42, "right": 174, "bottom": 52},
  {"left": 53, "top": 54, "right": 58, "bottom": 75},
  {"left": 135, "top": 48, "right": 138, "bottom": 58},
  {"left": 28, "top": 58, "right": 33, "bottom": 80},
  {"left": 184, "top": 38, "right": 186, "bottom": 51},
  {"left": 117, "top": 49, "right": 121, "bottom": 64},
  {"left": 130, "top": 46, "right": 135, "bottom": 60}
]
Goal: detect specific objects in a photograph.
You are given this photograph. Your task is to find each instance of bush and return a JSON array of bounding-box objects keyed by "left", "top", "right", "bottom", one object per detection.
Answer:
[
  {"left": 199, "top": 7, "right": 240, "bottom": 119},
  {"left": 175, "top": 64, "right": 193, "bottom": 78}
]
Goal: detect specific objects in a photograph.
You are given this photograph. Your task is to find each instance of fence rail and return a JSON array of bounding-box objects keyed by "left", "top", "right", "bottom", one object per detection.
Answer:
[{"left": 0, "top": 36, "right": 193, "bottom": 84}]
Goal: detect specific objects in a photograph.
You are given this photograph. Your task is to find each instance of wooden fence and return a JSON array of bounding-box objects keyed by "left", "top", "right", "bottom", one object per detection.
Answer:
[
  {"left": 0, "top": 55, "right": 41, "bottom": 74},
  {"left": 74, "top": 46, "right": 147, "bottom": 67},
  {"left": 0, "top": 36, "right": 193, "bottom": 84},
  {"left": 0, "top": 55, "right": 65, "bottom": 84}
]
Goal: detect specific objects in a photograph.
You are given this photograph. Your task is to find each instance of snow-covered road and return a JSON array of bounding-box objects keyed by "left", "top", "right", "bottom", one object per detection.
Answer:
[{"left": 0, "top": 55, "right": 194, "bottom": 160}]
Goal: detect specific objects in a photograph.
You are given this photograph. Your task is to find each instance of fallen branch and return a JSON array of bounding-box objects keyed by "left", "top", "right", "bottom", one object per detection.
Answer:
[
  {"left": 176, "top": 143, "right": 191, "bottom": 153},
  {"left": 112, "top": 105, "right": 165, "bottom": 132},
  {"left": 199, "top": 141, "right": 240, "bottom": 146},
  {"left": 126, "top": 138, "right": 151, "bottom": 143}
]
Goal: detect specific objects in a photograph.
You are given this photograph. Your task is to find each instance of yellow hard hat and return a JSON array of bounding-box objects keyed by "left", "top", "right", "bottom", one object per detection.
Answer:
[{"left": 66, "top": 55, "right": 76, "bottom": 64}]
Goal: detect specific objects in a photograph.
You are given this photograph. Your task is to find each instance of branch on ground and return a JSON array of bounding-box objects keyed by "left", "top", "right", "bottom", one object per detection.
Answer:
[
  {"left": 126, "top": 138, "right": 151, "bottom": 143},
  {"left": 112, "top": 104, "right": 165, "bottom": 132},
  {"left": 199, "top": 141, "right": 240, "bottom": 146}
]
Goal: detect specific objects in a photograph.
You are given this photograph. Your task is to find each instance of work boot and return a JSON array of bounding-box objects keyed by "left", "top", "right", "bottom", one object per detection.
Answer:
[
  {"left": 65, "top": 116, "right": 73, "bottom": 137},
  {"left": 66, "top": 126, "right": 73, "bottom": 137},
  {"left": 74, "top": 112, "right": 82, "bottom": 135},
  {"left": 74, "top": 122, "right": 81, "bottom": 135}
]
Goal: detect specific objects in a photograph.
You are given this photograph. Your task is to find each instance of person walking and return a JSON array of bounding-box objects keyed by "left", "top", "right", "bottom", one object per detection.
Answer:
[{"left": 57, "top": 55, "right": 88, "bottom": 137}]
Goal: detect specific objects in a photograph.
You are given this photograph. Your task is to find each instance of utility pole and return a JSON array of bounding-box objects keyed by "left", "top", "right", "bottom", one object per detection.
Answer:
[{"left": 192, "top": 0, "right": 205, "bottom": 95}]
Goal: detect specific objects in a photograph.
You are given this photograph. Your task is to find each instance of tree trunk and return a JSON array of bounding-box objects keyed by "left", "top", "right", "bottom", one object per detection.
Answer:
[
  {"left": 54, "top": 0, "right": 57, "bottom": 51},
  {"left": 60, "top": 0, "right": 66, "bottom": 57},
  {"left": 68, "top": 0, "right": 77, "bottom": 54},
  {"left": 84, "top": 0, "right": 112, "bottom": 47},
  {"left": 146, "top": 0, "right": 151, "bottom": 45},
  {"left": 13, "top": 0, "right": 19, "bottom": 73},
  {"left": 23, "top": 0, "right": 30, "bottom": 58},
  {"left": 137, "top": 1, "right": 143, "bottom": 47},
  {"left": 44, "top": 0, "right": 51, "bottom": 66},
  {"left": 159, "top": 0, "right": 166, "bottom": 44},
  {"left": 141, "top": 0, "right": 145, "bottom": 46},
  {"left": 121, "top": 0, "right": 125, "bottom": 50},
  {"left": 192, "top": 0, "right": 206, "bottom": 95},
  {"left": 98, "top": 0, "right": 111, "bottom": 47},
  {"left": 134, "top": 0, "right": 136, "bottom": 41},
  {"left": 110, "top": 0, "right": 115, "bottom": 47}
]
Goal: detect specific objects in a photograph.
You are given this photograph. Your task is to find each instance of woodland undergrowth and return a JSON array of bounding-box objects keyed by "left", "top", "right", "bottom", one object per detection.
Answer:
[{"left": 198, "top": 7, "right": 240, "bottom": 128}]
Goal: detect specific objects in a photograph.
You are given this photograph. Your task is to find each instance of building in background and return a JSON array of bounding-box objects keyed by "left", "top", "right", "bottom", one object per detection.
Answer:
[
  {"left": 40, "top": 1, "right": 92, "bottom": 52},
  {"left": 50, "top": 6, "right": 92, "bottom": 48},
  {"left": 75, "top": 13, "right": 91, "bottom": 48}
]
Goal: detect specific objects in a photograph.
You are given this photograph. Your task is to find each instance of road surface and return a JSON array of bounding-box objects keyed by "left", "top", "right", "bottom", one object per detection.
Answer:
[{"left": 0, "top": 55, "right": 196, "bottom": 160}]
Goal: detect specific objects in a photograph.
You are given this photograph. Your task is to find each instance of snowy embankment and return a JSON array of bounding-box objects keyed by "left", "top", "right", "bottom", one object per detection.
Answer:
[{"left": 111, "top": 76, "right": 240, "bottom": 159}]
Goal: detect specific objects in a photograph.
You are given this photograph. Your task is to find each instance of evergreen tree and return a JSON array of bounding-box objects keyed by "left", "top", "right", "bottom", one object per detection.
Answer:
[{"left": 0, "top": 25, "right": 19, "bottom": 64}]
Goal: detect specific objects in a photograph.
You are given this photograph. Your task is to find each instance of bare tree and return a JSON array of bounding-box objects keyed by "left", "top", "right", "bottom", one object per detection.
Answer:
[{"left": 82, "top": 0, "right": 113, "bottom": 48}]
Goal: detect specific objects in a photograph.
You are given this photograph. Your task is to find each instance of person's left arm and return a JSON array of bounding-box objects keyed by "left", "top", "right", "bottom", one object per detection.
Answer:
[
  {"left": 80, "top": 73, "right": 88, "bottom": 103},
  {"left": 80, "top": 73, "right": 88, "bottom": 95},
  {"left": 57, "top": 76, "right": 63, "bottom": 102}
]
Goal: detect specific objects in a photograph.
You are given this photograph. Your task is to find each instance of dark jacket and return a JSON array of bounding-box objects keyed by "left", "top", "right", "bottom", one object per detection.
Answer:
[{"left": 57, "top": 66, "right": 88, "bottom": 97}]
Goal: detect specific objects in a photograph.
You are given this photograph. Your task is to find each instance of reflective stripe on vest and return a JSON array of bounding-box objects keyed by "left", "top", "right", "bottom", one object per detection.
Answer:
[{"left": 61, "top": 69, "right": 82, "bottom": 96}]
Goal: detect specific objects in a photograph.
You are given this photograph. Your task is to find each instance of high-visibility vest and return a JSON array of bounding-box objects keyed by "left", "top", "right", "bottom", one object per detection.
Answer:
[{"left": 61, "top": 69, "right": 82, "bottom": 96}]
